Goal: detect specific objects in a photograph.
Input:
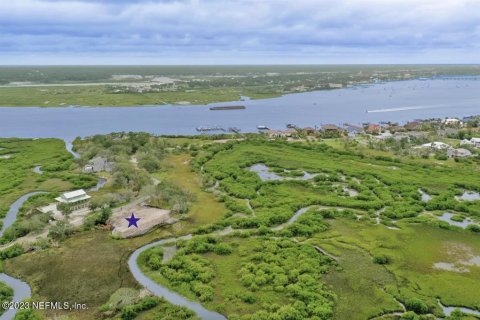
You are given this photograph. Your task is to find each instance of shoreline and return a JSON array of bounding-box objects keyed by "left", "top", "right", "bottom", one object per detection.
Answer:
[{"left": 2, "top": 74, "right": 479, "bottom": 108}]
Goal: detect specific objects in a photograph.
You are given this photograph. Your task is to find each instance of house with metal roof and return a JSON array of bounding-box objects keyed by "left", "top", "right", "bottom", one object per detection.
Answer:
[{"left": 55, "top": 189, "right": 91, "bottom": 210}]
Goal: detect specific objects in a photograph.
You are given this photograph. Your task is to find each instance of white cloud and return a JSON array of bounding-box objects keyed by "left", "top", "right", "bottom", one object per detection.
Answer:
[{"left": 0, "top": 0, "right": 479, "bottom": 64}]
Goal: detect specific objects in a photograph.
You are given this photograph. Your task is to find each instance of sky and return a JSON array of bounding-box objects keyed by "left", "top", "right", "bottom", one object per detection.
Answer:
[{"left": 1, "top": 0, "right": 479, "bottom": 65}]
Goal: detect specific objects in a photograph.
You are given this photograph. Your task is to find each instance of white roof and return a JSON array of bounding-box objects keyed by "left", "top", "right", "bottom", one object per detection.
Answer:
[
  {"left": 443, "top": 118, "right": 460, "bottom": 122},
  {"left": 421, "top": 141, "right": 451, "bottom": 149},
  {"left": 471, "top": 138, "right": 480, "bottom": 143},
  {"left": 63, "top": 189, "right": 87, "bottom": 199}
]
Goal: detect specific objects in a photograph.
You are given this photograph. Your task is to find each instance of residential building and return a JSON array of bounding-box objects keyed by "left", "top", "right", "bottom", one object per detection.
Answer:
[
  {"left": 365, "top": 124, "right": 381, "bottom": 134},
  {"left": 55, "top": 189, "right": 91, "bottom": 210},
  {"left": 83, "top": 156, "right": 114, "bottom": 173},
  {"left": 442, "top": 118, "right": 463, "bottom": 127}
]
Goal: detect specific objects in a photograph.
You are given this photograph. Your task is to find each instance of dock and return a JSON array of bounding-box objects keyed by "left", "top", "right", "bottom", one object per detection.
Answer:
[{"left": 196, "top": 126, "right": 226, "bottom": 132}]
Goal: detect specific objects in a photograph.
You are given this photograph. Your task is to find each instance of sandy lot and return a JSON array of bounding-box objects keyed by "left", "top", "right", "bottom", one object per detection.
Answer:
[{"left": 110, "top": 205, "right": 174, "bottom": 238}]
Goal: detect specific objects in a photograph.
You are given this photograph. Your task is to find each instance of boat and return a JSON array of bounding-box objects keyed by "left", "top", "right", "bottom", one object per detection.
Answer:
[
  {"left": 257, "top": 125, "right": 269, "bottom": 130},
  {"left": 209, "top": 105, "right": 246, "bottom": 111},
  {"left": 286, "top": 124, "right": 297, "bottom": 129}
]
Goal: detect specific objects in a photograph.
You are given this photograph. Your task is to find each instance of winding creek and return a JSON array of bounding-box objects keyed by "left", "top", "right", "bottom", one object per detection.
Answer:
[
  {"left": 128, "top": 235, "right": 228, "bottom": 320},
  {"left": 88, "top": 178, "right": 107, "bottom": 192},
  {"left": 0, "top": 192, "right": 46, "bottom": 320},
  {"left": 0, "top": 274, "right": 31, "bottom": 320},
  {"left": 64, "top": 140, "right": 80, "bottom": 159},
  {"left": 127, "top": 205, "right": 320, "bottom": 319}
]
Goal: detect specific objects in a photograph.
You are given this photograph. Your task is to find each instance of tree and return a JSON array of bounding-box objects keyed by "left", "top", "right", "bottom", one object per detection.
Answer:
[
  {"left": 48, "top": 220, "right": 73, "bottom": 241},
  {"left": 57, "top": 202, "right": 73, "bottom": 219}
]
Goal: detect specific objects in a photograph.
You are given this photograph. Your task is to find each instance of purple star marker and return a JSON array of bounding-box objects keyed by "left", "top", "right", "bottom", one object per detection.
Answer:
[{"left": 126, "top": 213, "right": 141, "bottom": 228}]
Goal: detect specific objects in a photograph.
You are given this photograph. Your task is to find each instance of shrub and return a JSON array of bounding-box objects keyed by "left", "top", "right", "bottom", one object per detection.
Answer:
[
  {"left": 467, "top": 224, "right": 480, "bottom": 233},
  {"left": 0, "top": 244, "right": 24, "bottom": 260},
  {"left": 404, "top": 297, "right": 429, "bottom": 314},
  {"left": 373, "top": 254, "right": 391, "bottom": 265}
]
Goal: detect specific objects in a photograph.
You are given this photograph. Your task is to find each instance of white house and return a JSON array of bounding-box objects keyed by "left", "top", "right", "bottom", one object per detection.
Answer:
[
  {"left": 442, "top": 118, "right": 463, "bottom": 127},
  {"left": 55, "top": 189, "right": 91, "bottom": 210}
]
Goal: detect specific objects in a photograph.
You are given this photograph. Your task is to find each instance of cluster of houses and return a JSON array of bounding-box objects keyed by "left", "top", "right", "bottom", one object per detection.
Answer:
[
  {"left": 265, "top": 124, "right": 344, "bottom": 138},
  {"left": 263, "top": 115, "right": 480, "bottom": 159}
]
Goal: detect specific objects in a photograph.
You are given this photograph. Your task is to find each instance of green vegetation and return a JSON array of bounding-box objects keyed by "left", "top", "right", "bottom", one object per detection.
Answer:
[
  {"left": 0, "top": 138, "right": 93, "bottom": 219},
  {"left": 2, "top": 65, "right": 479, "bottom": 107},
  {"left": 140, "top": 236, "right": 336, "bottom": 319},
  {"left": 3, "top": 135, "right": 227, "bottom": 319},
  {"left": 0, "top": 281, "right": 13, "bottom": 316},
  {"left": 3, "top": 134, "right": 480, "bottom": 319},
  {"left": 138, "top": 138, "right": 480, "bottom": 319}
]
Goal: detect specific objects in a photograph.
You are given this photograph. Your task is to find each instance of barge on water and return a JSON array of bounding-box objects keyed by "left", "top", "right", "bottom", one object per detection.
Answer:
[{"left": 209, "top": 105, "right": 246, "bottom": 111}]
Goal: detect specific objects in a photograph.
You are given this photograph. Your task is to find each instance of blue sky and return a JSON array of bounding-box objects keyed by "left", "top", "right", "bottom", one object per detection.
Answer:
[{"left": 1, "top": 0, "right": 479, "bottom": 65}]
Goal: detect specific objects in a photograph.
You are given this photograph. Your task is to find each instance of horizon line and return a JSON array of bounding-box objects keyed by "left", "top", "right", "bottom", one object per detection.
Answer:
[{"left": 1, "top": 63, "right": 480, "bottom": 67}]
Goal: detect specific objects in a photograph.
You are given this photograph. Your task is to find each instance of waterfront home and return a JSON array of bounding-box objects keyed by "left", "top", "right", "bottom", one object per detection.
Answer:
[
  {"left": 267, "top": 129, "right": 298, "bottom": 139},
  {"left": 365, "top": 124, "right": 381, "bottom": 135},
  {"left": 442, "top": 118, "right": 463, "bottom": 127},
  {"left": 447, "top": 148, "right": 472, "bottom": 158},
  {"left": 404, "top": 121, "right": 423, "bottom": 131},
  {"left": 321, "top": 124, "right": 342, "bottom": 133},
  {"left": 303, "top": 127, "right": 316, "bottom": 135},
  {"left": 55, "top": 189, "right": 91, "bottom": 211},
  {"left": 83, "top": 156, "right": 114, "bottom": 173},
  {"left": 343, "top": 123, "right": 364, "bottom": 134}
]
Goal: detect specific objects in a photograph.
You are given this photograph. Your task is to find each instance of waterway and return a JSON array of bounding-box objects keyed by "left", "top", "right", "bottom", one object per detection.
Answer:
[
  {"left": 1, "top": 77, "right": 480, "bottom": 140},
  {"left": 0, "top": 274, "right": 31, "bottom": 320},
  {"left": 127, "top": 235, "right": 227, "bottom": 320},
  {"left": 0, "top": 192, "right": 46, "bottom": 237},
  {"left": 0, "top": 192, "right": 45, "bottom": 320},
  {"left": 129, "top": 204, "right": 324, "bottom": 319},
  {"left": 88, "top": 178, "right": 107, "bottom": 192},
  {"left": 437, "top": 212, "right": 477, "bottom": 229}
]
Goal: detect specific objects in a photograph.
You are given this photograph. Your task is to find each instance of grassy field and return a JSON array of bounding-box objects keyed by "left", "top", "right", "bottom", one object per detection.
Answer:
[
  {"left": 156, "top": 154, "right": 227, "bottom": 228},
  {"left": 0, "top": 85, "right": 280, "bottom": 107},
  {"left": 313, "top": 218, "right": 480, "bottom": 316}
]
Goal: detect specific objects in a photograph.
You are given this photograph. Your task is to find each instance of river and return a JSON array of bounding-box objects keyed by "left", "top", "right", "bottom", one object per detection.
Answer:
[{"left": 0, "top": 77, "right": 480, "bottom": 140}]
